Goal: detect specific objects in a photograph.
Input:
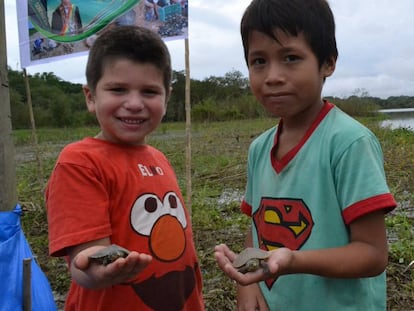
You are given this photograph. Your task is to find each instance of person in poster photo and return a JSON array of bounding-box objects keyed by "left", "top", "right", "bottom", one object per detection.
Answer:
[{"left": 51, "top": 0, "right": 83, "bottom": 35}]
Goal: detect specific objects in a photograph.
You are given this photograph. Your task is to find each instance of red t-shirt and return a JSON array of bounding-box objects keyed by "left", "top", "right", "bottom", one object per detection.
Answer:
[{"left": 46, "top": 138, "right": 204, "bottom": 311}]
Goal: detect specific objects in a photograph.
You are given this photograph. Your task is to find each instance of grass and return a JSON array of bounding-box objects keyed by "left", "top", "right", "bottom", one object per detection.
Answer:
[{"left": 13, "top": 118, "right": 414, "bottom": 310}]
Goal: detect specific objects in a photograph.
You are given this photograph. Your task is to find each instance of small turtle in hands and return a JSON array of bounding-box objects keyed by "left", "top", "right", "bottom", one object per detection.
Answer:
[
  {"left": 232, "top": 247, "right": 270, "bottom": 274},
  {"left": 89, "top": 244, "right": 130, "bottom": 266}
]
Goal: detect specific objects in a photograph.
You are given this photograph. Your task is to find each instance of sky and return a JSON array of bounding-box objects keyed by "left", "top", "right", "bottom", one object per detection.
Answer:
[{"left": 4, "top": 0, "right": 414, "bottom": 99}]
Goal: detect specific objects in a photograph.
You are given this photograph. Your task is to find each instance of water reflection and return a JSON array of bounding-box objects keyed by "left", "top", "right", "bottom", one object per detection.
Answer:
[{"left": 379, "top": 108, "right": 414, "bottom": 130}]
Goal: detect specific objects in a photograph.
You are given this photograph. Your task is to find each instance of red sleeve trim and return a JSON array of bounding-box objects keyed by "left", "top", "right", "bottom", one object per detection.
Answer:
[
  {"left": 342, "top": 193, "right": 397, "bottom": 225},
  {"left": 241, "top": 200, "right": 252, "bottom": 217}
]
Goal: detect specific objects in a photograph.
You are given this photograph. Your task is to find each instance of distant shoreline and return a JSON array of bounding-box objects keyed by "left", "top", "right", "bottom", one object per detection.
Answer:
[{"left": 379, "top": 108, "right": 414, "bottom": 113}]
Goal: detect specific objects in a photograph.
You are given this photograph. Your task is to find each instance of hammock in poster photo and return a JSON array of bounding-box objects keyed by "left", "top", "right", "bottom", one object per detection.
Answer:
[{"left": 28, "top": 0, "right": 139, "bottom": 43}]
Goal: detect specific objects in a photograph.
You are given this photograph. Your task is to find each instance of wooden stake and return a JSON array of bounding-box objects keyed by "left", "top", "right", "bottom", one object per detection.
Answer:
[
  {"left": 23, "top": 68, "right": 44, "bottom": 190},
  {"left": 23, "top": 258, "right": 32, "bottom": 311},
  {"left": 0, "top": 0, "right": 17, "bottom": 211},
  {"left": 184, "top": 38, "right": 192, "bottom": 215}
]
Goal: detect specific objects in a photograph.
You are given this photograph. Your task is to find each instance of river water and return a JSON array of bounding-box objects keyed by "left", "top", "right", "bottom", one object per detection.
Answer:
[{"left": 379, "top": 108, "right": 414, "bottom": 130}]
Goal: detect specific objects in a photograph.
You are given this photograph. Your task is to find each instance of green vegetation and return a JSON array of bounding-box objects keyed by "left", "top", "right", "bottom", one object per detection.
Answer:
[
  {"left": 14, "top": 117, "right": 414, "bottom": 310},
  {"left": 7, "top": 67, "right": 414, "bottom": 129}
]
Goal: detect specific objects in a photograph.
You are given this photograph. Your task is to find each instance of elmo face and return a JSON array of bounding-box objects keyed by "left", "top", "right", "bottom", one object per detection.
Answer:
[{"left": 129, "top": 191, "right": 197, "bottom": 310}]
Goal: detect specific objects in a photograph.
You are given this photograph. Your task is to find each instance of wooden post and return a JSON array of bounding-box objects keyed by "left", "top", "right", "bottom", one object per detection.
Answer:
[
  {"left": 0, "top": 0, "right": 17, "bottom": 211},
  {"left": 184, "top": 38, "right": 192, "bottom": 215},
  {"left": 23, "top": 68, "right": 44, "bottom": 190}
]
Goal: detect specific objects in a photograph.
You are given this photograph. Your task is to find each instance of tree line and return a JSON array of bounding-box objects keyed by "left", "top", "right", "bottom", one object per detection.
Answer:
[{"left": 7, "top": 68, "right": 414, "bottom": 129}]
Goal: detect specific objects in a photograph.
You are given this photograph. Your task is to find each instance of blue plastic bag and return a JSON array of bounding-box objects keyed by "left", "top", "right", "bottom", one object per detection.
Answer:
[{"left": 0, "top": 204, "right": 57, "bottom": 311}]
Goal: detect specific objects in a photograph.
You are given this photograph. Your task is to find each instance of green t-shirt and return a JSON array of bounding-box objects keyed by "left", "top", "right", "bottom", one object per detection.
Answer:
[{"left": 241, "top": 102, "right": 396, "bottom": 310}]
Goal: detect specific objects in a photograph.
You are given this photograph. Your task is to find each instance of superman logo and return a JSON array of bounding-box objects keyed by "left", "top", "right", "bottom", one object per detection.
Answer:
[{"left": 253, "top": 198, "right": 314, "bottom": 289}]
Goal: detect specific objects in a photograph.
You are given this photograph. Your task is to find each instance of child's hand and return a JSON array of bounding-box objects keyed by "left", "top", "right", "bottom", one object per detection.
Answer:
[
  {"left": 237, "top": 283, "right": 269, "bottom": 311},
  {"left": 71, "top": 244, "right": 152, "bottom": 289},
  {"left": 214, "top": 244, "right": 293, "bottom": 286}
]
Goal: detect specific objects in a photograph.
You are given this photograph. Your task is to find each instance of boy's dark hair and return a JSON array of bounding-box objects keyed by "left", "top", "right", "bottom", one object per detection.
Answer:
[
  {"left": 86, "top": 25, "right": 172, "bottom": 93},
  {"left": 241, "top": 0, "right": 338, "bottom": 68}
]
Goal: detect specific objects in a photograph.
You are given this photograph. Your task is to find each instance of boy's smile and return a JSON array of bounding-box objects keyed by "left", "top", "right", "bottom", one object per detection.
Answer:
[
  {"left": 247, "top": 30, "right": 335, "bottom": 127},
  {"left": 84, "top": 59, "right": 168, "bottom": 146}
]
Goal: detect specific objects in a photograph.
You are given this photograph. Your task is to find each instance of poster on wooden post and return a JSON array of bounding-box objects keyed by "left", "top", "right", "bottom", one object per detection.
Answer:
[{"left": 16, "top": 0, "right": 189, "bottom": 68}]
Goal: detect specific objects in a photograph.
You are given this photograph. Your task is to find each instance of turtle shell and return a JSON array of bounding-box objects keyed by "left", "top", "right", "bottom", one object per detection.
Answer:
[
  {"left": 89, "top": 244, "right": 130, "bottom": 266},
  {"left": 232, "top": 247, "right": 269, "bottom": 269}
]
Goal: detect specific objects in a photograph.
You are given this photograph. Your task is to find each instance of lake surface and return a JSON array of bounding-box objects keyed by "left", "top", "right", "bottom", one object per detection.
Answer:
[{"left": 379, "top": 108, "right": 414, "bottom": 130}]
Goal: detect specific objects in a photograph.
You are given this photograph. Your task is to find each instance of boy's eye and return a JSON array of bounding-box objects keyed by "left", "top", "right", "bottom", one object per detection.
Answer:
[
  {"left": 284, "top": 55, "right": 300, "bottom": 63},
  {"left": 109, "top": 87, "right": 126, "bottom": 93},
  {"left": 143, "top": 89, "right": 161, "bottom": 96},
  {"left": 250, "top": 57, "right": 266, "bottom": 66}
]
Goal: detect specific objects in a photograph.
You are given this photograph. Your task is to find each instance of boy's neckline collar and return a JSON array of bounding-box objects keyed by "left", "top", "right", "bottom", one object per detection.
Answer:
[
  {"left": 85, "top": 136, "right": 149, "bottom": 149},
  {"left": 271, "top": 100, "right": 334, "bottom": 173}
]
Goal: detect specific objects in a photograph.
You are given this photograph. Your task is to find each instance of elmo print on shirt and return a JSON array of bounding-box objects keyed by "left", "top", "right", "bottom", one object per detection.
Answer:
[{"left": 129, "top": 191, "right": 197, "bottom": 310}]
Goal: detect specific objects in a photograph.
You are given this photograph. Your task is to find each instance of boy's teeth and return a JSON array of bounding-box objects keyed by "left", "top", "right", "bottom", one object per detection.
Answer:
[{"left": 123, "top": 119, "right": 143, "bottom": 124}]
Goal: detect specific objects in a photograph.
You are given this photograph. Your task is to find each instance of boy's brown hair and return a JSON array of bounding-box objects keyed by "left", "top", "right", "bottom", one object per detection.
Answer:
[{"left": 86, "top": 25, "right": 172, "bottom": 93}]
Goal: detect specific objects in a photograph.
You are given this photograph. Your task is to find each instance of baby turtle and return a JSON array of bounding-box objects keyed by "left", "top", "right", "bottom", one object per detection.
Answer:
[
  {"left": 89, "top": 244, "right": 130, "bottom": 266},
  {"left": 232, "top": 247, "right": 270, "bottom": 274}
]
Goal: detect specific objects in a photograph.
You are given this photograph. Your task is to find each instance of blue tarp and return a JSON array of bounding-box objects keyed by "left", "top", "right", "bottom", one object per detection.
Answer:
[{"left": 0, "top": 204, "right": 57, "bottom": 310}]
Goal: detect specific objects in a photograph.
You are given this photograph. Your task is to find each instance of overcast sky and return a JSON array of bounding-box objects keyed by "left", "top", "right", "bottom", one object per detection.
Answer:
[{"left": 4, "top": 0, "right": 414, "bottom": 99}]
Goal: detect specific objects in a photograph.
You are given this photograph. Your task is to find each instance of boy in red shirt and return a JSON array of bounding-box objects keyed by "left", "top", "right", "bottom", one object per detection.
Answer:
[{"left": 46, "top": 26, "right": 204, "bottom": 311}]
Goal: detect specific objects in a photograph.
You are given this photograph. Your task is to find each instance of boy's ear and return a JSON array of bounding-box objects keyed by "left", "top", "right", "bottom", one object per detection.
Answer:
[
  {"left": 83, "top": 85, "right": 96, "bottom": 113},
  {"left": 168, "top": 86, "right": 173, "bottom": 98},
  {"left": 322, "top": 56, "right": 336, "bottom": 78},
  {"left": 165, "top": 86, "right": 173, "bottom": 106},
  {"left": 162, "top": 86, "right": 172, "bottom": 117}
]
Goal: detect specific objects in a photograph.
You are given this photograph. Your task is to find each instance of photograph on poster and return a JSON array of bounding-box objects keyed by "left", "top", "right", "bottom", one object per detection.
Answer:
[{"left": 18, "top": 0, "right": 189, "bottom": 68}]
